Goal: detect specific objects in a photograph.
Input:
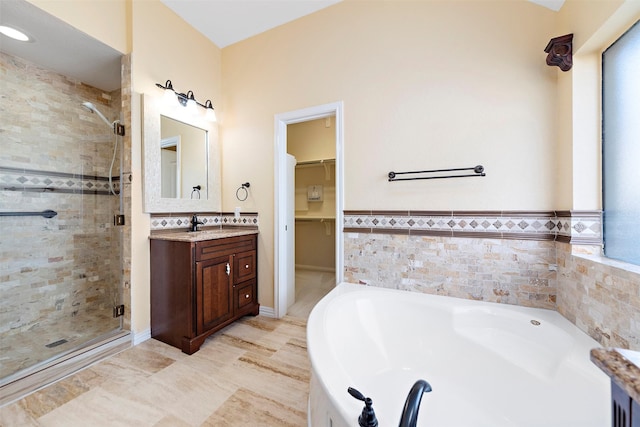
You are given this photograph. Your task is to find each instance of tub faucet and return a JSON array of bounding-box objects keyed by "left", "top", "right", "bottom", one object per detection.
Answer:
[
  {"left": 190, "top": 214, "right": 204, "bottom": 232},
  {"left": 398, "top": 380, "right": 432, "bottom": 427}
]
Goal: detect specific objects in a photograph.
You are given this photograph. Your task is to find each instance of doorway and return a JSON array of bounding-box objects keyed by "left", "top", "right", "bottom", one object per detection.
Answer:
[{"left": 274, "top": 102, "right": 344, "bottom": 318}]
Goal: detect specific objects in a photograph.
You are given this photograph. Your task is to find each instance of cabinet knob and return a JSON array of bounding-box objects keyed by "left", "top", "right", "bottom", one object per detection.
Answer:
[
  {"left": 245, "top": 294, "right": 250, "bottom": 299},
  {"left": 245, "top": 264, "right": 249, "bottom": 269}
]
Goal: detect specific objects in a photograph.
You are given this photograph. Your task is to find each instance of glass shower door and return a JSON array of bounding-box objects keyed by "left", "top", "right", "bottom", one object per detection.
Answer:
[{"left": 0, "top": 49, "right": 125, "bottom": 383}]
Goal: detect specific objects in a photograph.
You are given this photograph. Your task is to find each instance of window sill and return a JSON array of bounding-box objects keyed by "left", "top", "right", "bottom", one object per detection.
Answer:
[{"left": 573, "top": 253, "right": 640, "bottom": 276}]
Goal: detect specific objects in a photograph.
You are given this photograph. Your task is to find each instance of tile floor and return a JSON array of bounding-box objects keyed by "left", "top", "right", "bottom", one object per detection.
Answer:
[
  {"left": 0, "top": 270, "right": 335, "bottom": 427},
  {"left": 0, "top": 311, "right": 120, "bottom": 380}
]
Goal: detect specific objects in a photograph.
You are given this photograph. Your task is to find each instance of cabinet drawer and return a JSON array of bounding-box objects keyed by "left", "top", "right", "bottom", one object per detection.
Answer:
[
  {"left": 235, "top": 280, "right": 256, "bottom": 311},
  {"left": 196, "top": 234, "right": 256, "bottom": 261},
  {"left": 234, "top": 250, "right": 256, "bottom": 284}
]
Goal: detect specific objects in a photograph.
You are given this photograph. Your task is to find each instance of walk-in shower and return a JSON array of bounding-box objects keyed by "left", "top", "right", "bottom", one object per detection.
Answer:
[{"left": 0, "top": 52, "right": 129, "bottom": 404}]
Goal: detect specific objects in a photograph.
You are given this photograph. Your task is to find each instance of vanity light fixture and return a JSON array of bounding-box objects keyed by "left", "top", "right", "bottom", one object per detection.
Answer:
[{"left": 155, "top": 80, "right": 217, "bottom": 122}]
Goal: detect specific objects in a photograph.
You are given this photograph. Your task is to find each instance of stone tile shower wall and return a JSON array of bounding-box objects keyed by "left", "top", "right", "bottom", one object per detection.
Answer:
[
  {"left": 120, "top": 54, "right": 132, "bottom": 332},
  {"left": 0, "top": 52, "right": 123, "bottom": 338}
]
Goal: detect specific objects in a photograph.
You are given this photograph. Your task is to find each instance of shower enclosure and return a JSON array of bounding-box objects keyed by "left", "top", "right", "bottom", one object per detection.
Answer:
[{"left": 0, "top": 49, "right": 128, "bottom": 397}]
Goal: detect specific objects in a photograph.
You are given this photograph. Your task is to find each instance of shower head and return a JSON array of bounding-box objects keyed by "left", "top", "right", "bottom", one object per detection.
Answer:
[{"left": 82, "top": 102, "right": 113, "bottom": 129}]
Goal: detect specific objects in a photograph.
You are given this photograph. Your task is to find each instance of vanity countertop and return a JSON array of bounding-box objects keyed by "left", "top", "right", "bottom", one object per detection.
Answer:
[
  {"left": 591, "top": 347, "right": 640, "bottom": 403},
  {"left": 149, "top": 228, "right": 258, "bottom": 242}
]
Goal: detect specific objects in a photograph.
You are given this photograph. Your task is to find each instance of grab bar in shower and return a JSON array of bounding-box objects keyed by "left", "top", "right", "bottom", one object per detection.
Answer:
[
  {"left": 388, "top": 165, "right": 485, "bottom": 182},
  {"left": 4, "top": 186, "right": 55, "bottom": 192},
  {"left": 0, "top": 210, "right": 58, "bottom": 218}
]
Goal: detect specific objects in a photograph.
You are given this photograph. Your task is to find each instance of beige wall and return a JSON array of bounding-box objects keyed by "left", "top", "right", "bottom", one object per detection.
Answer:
[
  {"left": 554, "top": 0, "right": 640, "bottom": 209},
  {"left": 222, "top": 0, "right": 557, "bottom": 307},
  {"left": 27, "top": 0, "right": 640, "bottom": 331},
  {"left": 288, "top": 117, "right": 336, "bottom": 163},
  {"left": 28, "top": 0, "right": 129, "bottom": 54},
  {"left": 129, "top": 1, "right": 222, "bottom": 335}
]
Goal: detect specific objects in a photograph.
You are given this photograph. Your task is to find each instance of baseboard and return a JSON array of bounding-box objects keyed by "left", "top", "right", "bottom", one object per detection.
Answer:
[
  {"left": 133, "top": 328, "right": 151, "bottom": 345},
  {"left": 295, "top": 264, "right": 336, "bottom": 273},
  {"left": 259, "top": 306, "right": 276, "bottom": 318}
]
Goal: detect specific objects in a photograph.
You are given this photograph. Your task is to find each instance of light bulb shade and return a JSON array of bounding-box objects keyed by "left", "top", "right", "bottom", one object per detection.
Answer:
[
  {"left": 205, "top": 108, "right": 217, "bottom": 122},
  {"left": 157, "top": 80, "right": 178, "bottom": 106},
  {"left": 162, "top": 88, "right": 178, "bottom": 106},
  {"left": 204, "top": 100, "right": 217, "bottom": 122},
  {"left": 185, "top": 91, "right": 198, "bottom": 114}
]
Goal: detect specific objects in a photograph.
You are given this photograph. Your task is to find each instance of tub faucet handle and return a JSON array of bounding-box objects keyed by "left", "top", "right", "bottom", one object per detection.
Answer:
[{"left": 348, "top": 387, "right": 378, "bottom": 427}]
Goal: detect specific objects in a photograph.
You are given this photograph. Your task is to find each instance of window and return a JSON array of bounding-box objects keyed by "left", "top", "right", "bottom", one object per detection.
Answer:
[{"left": 602, "top": 20, "right": 640, "bottom": 266}]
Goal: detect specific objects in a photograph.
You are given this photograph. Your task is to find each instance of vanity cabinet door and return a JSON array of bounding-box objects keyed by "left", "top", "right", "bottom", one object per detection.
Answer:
[{"left": 196, "top": 255, "right": 233, "bottom": 335}]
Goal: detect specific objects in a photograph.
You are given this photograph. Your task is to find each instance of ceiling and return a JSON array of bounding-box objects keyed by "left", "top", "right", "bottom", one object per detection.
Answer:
[
  {"left": 0, "top": 0, "right": 122, "bottom": 92},
  {"left": 0, "top": 0, "right": 565, "bottom": 93},
  {"left": 162, "top": 0, "right": 565, "bottom": 48},
  {"left": 160, "top": 0, "right": 343, "bottom": 48}
]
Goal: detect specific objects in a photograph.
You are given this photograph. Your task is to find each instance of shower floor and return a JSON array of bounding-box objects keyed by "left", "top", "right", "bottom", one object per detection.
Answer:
[{"left": 0, "top": 311, "right": 121, "bottom": 381}]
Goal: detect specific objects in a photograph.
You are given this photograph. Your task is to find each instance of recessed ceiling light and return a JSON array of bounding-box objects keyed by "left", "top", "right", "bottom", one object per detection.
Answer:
[{"left": 0, "top": 25, "right": 31, "bottom": 42}]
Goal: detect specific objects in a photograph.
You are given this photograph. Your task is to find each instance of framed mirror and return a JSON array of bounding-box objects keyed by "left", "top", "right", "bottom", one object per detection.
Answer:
[{"left": 142, "top": 93, "right": 221, "bottom": 213}]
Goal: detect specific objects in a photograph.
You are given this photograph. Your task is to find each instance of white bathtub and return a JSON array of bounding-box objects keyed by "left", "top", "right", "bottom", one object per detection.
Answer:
[{"left": 307, "top": 283, "right": 610, "bottom": 427}]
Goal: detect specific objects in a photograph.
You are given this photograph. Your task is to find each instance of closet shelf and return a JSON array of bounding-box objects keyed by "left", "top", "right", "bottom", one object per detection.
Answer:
[
  {"left": 295, "top": 158, "right": 335, "bottom": 168},
  {"left": 295, "top": 216, "right": 335, "bottom": 222}
]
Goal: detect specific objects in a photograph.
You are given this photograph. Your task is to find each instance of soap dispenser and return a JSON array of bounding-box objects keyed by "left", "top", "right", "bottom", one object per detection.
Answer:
[{"left": 348, "top": 387, "right": 378, "bottom": 427}]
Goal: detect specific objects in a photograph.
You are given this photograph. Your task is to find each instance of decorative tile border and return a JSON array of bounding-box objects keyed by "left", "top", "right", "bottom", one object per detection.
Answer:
[
  {"left": 344, "top": 210, "right": 602, "bottom": 244},
  {"left": 150, "top": 212, "right": 259, "bottom": 231},
  {"left": 0, "top": 166, "right": 119, "bottom": 195}
]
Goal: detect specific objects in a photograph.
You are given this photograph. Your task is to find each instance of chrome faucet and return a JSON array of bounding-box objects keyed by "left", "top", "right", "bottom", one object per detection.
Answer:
[
  {"left": 190, "top": 214, "right": 204, "bottom": 232},
  {"left": 398, "top": 380, "right": 432, "bottom": 427}
]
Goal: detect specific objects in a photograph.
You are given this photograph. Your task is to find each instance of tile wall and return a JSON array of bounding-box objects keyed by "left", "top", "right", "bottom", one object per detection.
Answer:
[
  {"left": 0, "top": 52, "right": 124, "bottom": 339},
  {"left": 120, "top": 54, "right": 132, "bottom": 331},
  {"left": 344, "top": 232, "right": 558, "bottom": 309},
  {"left": 343, "top": 210, "right": 640, "bottom": 350},
  {"left": 557, "top": 243, "right": 640, "bottom": 350},
  {"left": 150, "top": 212, "right": 259, "bottom": 231}
]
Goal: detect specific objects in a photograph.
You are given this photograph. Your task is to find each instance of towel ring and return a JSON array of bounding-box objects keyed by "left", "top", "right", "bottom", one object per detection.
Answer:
[{"left": 236, "top": 182, "right": 250, "bottom": 201}]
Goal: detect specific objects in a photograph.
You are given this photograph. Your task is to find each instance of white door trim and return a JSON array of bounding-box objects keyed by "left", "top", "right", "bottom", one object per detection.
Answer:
[{"left": 273, "top": 101, "right": 344, "bottom": 319}]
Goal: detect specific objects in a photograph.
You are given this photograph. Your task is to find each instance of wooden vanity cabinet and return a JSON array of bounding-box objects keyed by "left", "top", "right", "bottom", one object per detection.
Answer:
[{"left": 151, "top": 233, "right": 259, "bottom": 355}]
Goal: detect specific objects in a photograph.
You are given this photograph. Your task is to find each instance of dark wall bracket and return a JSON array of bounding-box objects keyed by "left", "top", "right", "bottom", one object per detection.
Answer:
[{"left": 545, "top": 33, "right": 573, "bottom": 72}]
